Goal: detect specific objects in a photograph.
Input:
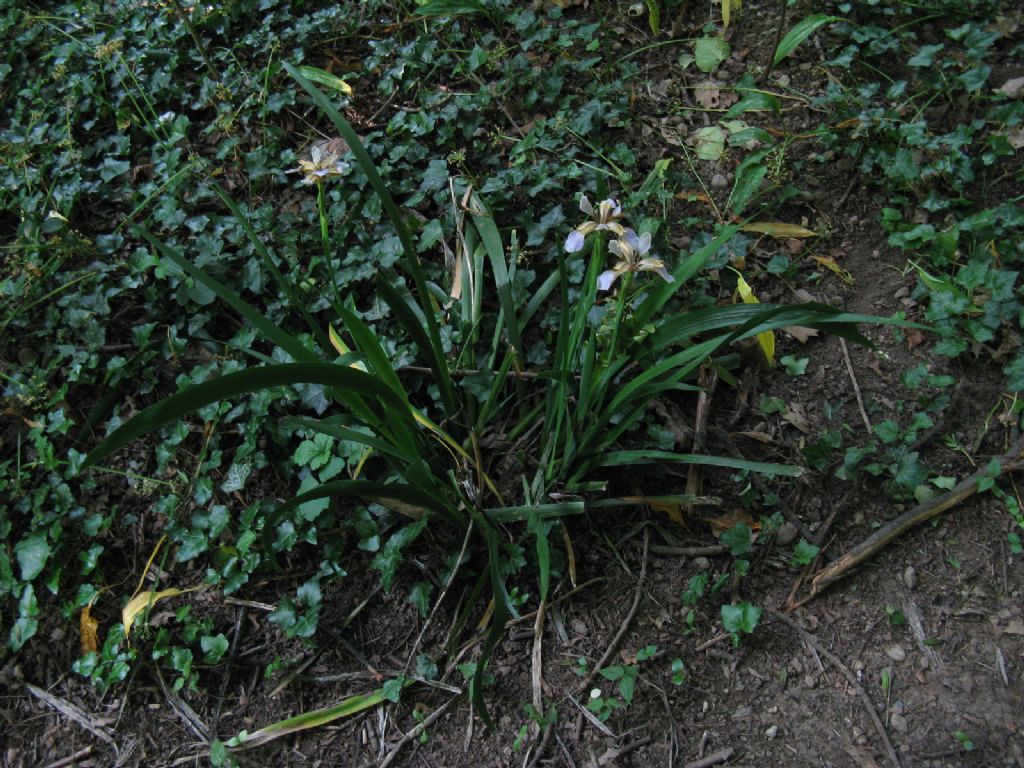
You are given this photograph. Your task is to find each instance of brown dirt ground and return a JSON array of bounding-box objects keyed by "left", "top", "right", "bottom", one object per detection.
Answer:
[{"left": 3, "top": 2, "right": 1023, "bottom": 767}]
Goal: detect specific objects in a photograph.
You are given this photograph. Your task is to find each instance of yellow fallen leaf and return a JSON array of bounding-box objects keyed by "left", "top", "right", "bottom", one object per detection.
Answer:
[
  {"left": 123, "top": 588, "right": 196, "bottom": 641},
  {"left": 80, "top": 604, "right": 99, "bottom": 656},
  {"left": 733, "top": 271, "right": 775, "bottom": 365},
  {"left": 741, "top": 221, "right": 818, "bottom": 239},
  {"left": 812, "top": 255, "right": 855, "bottom": 285}
]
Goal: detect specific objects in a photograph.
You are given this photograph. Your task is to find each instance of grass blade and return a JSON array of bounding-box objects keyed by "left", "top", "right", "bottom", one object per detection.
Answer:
[
  {"left": 211, "top": 183, "right": 331, "bottom": 353},
  {"left": 467, "top": 192, "right": 524, "bottom": 362},
  {"left": 599, "top": 450, "right": 803, "bottom": 477}
]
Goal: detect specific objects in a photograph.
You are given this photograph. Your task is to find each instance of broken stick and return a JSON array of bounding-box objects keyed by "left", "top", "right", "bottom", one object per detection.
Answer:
[{"left": 812, "top": 435, "right": 1024, "bottom": 595}]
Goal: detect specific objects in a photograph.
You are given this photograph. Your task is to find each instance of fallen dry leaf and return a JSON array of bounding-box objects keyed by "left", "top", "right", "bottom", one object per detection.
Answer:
[
  {"left": 707, "top": 508, "right": 758, "bottom": 534},
  {"left": 783, "top": 404, "right": 812, "bottom": 434},
  {"left": 784, "top": 325, "right": 819, "bottom": 344},
  {"left": 694, "top": 80, "right": 722, "bottom": 109},
  {"left": 996, "top": 76, "right": 1024, "bottom": 99},
  {"left": 741, "top": 221, "right": 818, "bottom": 239},
  {"left": 905, "top": 328, "right": 926, "bottom": 349},
  {"left": 80, "top": 605, "right": 99, "bottom": 656}
]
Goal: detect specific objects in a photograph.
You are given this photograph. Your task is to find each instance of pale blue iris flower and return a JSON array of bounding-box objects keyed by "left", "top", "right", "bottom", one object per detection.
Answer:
[
  {"left": 564, "top": 195, "right": 627, "bottom": 253},
  {"left": 597, "top": 230, "right": 675, "bottom": 291}
]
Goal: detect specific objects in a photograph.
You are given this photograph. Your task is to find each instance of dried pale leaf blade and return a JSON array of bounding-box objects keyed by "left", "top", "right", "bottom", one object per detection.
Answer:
[
  {"left": 233, "top": 687, "right": 391, "bottom": 749},
  {"left": 784, "top": 325, "right": 819, "bottom": 343},
  {"left": 741, "top": 221, "right": 818, "bottom": 239}
]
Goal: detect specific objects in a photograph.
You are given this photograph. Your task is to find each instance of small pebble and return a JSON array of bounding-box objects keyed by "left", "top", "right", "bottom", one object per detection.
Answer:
[
  {"left": 891, "top": 713, "right": 909, "bottom": 733},
  {"left": 711, "top": 173, "right": 729, "bottom": 189},
  {"left": 886, "top": 645, "right": 907, "bottom": 662},
  {"left": 903, "top": 566, "right": 917, "bottom": 590},
  {"left": 765, "top": 725, "right": 779, "bottom": 740},
  {"left": 693, "top": 557, "right": 711, "bottom": 571},
  {"left": 776, "top": 522, "right": 799, "bottom": 546}
]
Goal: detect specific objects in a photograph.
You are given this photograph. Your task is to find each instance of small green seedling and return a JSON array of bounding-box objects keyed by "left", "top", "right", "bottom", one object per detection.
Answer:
[
  {"left": 954, "top": 730, "right": 974, "bottom": 751},
  {"left": 721, "top": 602, "right": 762, "bottom": 646}
]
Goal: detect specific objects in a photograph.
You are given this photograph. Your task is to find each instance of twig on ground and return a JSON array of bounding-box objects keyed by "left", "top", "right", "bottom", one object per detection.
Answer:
[
  {"left": 840, "top": 337, "right": 872, "bottom": 433},
  {"left": 767, "top": 608, "right": 900, "bottom": 768},
  {"left": 687, "top": 368, "right": 719, "bottom": 514},
  {"left": 579, "top": 528, "right": 649, "bottom": 691},
  {"left": 42, "top": 747, "right": 93, "bottom": 768},
  {"left": 598, "top": 735, "right": 652, "bottom": 766},
  {"left": 26, "top": 683, "right": 117, "bottom": 749},
  {"left": 530, "top": 599, "right": 547, "bottom": 731},
  {"left": 650, "top": 544, "right": 727, "bottom": 558},
  {"left": 524, "top": 722, "right": 554, "bottom": 768},
  {"left": 378, "top": 694, "right": 459, "bottom": 768},
  {"left": 812, "top": 435, "right": 1024, "bottom": 595},
  {"left": 684, "top": 746, "right": 735, "bottom": 768},
  {"left": 155, "top": 666, "right": 210, "bottom": 742},
  {"left": 400, "top": 521, "right": 473, "bottom": 684}
]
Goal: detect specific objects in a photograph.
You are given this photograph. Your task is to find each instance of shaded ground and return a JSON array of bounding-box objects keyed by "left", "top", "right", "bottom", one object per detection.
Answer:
[{"left": 3, "top": 2, "right": 1023, "bottom": 767}]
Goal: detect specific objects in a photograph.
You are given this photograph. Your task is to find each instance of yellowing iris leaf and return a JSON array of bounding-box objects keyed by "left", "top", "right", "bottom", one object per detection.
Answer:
[
  {"left": 733, "top": 271, "right": 775, "bottom": 365},
  {"left": 722, "top": 0, "right": 741, "bottom": 28}
]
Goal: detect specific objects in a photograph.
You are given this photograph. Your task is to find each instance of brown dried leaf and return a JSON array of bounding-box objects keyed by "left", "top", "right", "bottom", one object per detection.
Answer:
[
  {"left": 783, "top": 325, "right": 819, "bottom": 344},
  {"left": 707, "top": 508, "right": 757, "bottom": 534},
  {"left": 80, "top": 605, "right": 99, "bottom": 656},
  {"left": 694, "top": 80, "right": 722, "bottom": 109}
]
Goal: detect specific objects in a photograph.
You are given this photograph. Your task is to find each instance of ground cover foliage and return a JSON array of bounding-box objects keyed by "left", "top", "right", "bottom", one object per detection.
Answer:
[{"left": 1, "top": 0, "right": 1023, "bottom": 765}]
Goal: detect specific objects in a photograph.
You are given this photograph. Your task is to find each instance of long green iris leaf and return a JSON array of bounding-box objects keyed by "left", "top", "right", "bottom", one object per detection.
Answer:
[
  {"left": 137, "top": 228, "right": 317, "bottom": 365},
  {"left": 81, "top": 363, "right": 412, "bottom": 471}
]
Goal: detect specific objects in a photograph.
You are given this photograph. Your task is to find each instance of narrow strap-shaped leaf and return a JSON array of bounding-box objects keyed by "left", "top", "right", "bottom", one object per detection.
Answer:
[
  {"left": 774, "top": 14, "right": 841, "bottom": 66},
  {"left": 211, "top": 184, "right": 331, "bottom": 353},
  {"left": 82, "top": 363, "right": 410, "bottom": 470},
  {"left": 280, "top": 416, "right": 404, "bottom": 460},
  {"left": 338, "top": 304, "right": 410, "bottom": 404},
  {"left": 138, "top": 227, "right": 317, "bottom": 364},
  {"left": 232, "top": 685, "right": 400, "bottom": 750},
  {"left": 375, "top": 273, "right": 458, "bottom": 417},
  {"left": 468, "top": 192, "right": 524, "bottom": 360},
  {"left": 484, "top": 501, "right": 586, "bottom": 523},
  {"left": 598, "top": 450, "right": 803, "bottom": 476},
  {"left": 270, "top": 479, "right": 455, "bottom": 522}
]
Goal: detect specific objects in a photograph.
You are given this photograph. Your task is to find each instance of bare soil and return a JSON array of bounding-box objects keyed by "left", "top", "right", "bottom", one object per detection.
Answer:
[{"left": 3, "top": 2, "right": 1023, "bottom": 767}]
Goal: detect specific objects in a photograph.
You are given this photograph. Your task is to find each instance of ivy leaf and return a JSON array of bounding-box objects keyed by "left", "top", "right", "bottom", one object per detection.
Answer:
[
  {"left": 15, "top": 534, "right": 51, "bottom": 581},
  {"left": 694, "top": 37, "right": 731, "bottom": 72},
  {"left": 408, "top": 580, "right": 433, "bottom": 618},
  {"left": 720, "top": 523, "right": 752, "bottom": 556},
  {"left": 721, "top": 601, "right": 762, "bottom": 636},
  {"left": 790, "top": 538, "right": 820, "bottom": 566},
  {"left": 372, "top": 520, "right": 427, "bottom": 591},
  {"left": 201, "top": 634, "right": 230, "bottom": 664}
]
